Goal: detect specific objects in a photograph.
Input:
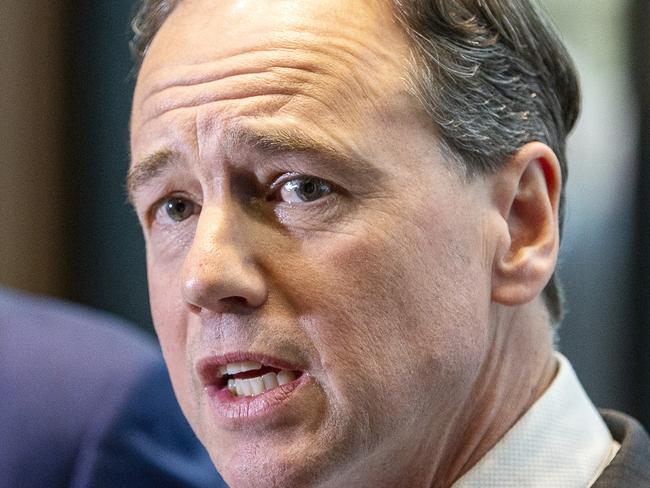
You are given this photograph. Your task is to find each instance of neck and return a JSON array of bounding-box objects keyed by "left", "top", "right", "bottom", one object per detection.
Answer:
[
  {"left": 433, "top": 300, "right": 558, "bottom": 488},
  {"left": 317, "top": 301, "right": 558, "bottom": 488}
]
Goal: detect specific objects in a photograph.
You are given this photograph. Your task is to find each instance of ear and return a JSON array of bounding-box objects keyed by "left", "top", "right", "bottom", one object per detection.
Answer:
[{"left": 490, "top": 142, "right": 562, "bottom": 306}]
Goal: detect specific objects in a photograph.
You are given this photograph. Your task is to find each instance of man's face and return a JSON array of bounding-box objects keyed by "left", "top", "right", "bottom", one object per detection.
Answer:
[{"left": 130, "top": 0, "right": 496, "bottom": 486}]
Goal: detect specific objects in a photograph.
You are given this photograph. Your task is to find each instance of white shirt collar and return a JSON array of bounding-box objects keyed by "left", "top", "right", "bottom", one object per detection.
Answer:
[{"left": 452, "top": 353, "right": 619, "bottom": 488}]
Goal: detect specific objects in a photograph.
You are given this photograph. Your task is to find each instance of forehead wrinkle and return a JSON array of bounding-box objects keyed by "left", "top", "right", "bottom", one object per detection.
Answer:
[
  {"left": 141, "top": 70, "right": 314, "bottom": 127},
  {"left": 137, "top": 60, "right": 399, "bottom": 138},
  {"left": 234, "top": 124, "right": 374, "bottom": 174},
  {"left": 139, "top": 47, "right": 328, "bottom": 102},
  {"left": 128, "top": 119, "right": 385, "bottom": 201},
  {"left": 136, "top": 20, "right": 407, "bottom": 125},
  {"left": 200, "top": 117, "right": 379, "bottom": 176},
  {"left": 139, "top": 20, "right": 392, "bottom": 96}
]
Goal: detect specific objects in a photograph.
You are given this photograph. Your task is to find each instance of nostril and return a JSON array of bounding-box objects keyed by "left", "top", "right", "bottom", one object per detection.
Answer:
[
  {"left": 186, "top": 296, "right": 258, "bottom": 316},
  {"left": 225, "top": 296, "right": 250, "bottom": 308},
  {"left": 215, "top": 295, "right": 260, "bottom": 314}
]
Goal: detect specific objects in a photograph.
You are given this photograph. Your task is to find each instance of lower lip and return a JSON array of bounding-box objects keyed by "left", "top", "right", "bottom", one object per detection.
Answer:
[{"left": 204, "top": 373, "right": 309, "bottom": 424}]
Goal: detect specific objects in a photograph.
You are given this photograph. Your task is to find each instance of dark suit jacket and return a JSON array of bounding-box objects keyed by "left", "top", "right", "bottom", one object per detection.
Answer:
[
  {"left": 0, "top": 288, "right": 227, "bottom": 488},
  {"left": 593, "top": 410, "right": 650, "bottom": 487}
]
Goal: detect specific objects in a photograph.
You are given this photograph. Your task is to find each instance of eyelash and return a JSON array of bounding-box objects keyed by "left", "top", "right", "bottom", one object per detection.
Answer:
[{"left": 267, "top": 173, "right": 335, "bottom": 203}]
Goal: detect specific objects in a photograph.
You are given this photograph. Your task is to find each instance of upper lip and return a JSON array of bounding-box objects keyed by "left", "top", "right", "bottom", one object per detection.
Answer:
[{"left": 196, "top": 351, "right": 305, "bottom": 387}]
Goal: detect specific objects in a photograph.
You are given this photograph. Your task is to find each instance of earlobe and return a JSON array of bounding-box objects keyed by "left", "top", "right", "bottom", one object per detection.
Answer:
[{"left": 490, "top": 142, "right": 561, "bottom": 306}]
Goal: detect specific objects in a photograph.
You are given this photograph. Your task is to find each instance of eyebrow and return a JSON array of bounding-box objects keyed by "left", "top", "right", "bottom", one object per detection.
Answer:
[
  {"left": 126, "top": 125, "right": 382, "bottom": 203},
  {"left": 127, "top": 149, "right": 178, "bottom": 203}
]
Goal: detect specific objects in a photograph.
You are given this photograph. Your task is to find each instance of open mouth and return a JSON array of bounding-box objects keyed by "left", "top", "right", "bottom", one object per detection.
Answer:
[
  {"left": 218, "top": 361, "right": 301, "bottom": 398},
  {"left": 198, "top": 356, "right": 304, "bottom": 399}
]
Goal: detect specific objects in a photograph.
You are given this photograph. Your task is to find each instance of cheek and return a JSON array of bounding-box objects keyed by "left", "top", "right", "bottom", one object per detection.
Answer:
[
  {"left": 147, "top": 257, "right": 199, "bottom": 420},
  {"left": 148, "top": 256, "right": 185, "bottom": 350},
  {"left": 290, "top": 203, "right": 492, "bottom": 436}
]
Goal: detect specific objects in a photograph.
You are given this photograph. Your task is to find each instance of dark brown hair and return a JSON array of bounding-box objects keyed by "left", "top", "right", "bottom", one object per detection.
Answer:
[{"left": 130, "top": 0, "right": 580, "bottom": 325}]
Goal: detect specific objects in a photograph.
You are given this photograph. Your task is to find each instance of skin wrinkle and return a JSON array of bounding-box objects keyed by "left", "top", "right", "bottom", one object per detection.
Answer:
[
  {"left": 144, "top": 33, "right": 375, "bottom": 83},
  {"left": 130, "top": 73, "right": 397, "bottom": 199},
  {"left": 131, "top": 85, "right": 374, "bottom": 171},
  {"left": 134, "top": 11, "right": 406, "bottom": 131},
  {"left": 140, "top": 28, "right": 396, "bottom": 94},
  {"left": 142, "top": 65, "right": 321, "bottom": 120},
  {"left": 140, "top": 50, "right": 328, "bottom": 96},
  {"left": 140, "top": 93, "right": 296, "bottom": 131},
  {"left": 127, "top": 126, "right": 387, "bottom": 208}
]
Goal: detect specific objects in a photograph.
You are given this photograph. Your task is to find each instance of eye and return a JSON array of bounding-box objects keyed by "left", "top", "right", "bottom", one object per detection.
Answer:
[
  {"left": 277, "top": 176, "right": 332, "bottom": 203},
  {"left": 157, "top": 197, "right": 196, "bottom": 222}
]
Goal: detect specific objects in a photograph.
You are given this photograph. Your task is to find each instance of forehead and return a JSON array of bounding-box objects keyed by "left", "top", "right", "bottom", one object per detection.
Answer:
[
  {"left": 131, "top": 0, "right": 414, "bottom": 156},
  {"left": 145, "top": 0, "right": 401, "bottom": 63}
]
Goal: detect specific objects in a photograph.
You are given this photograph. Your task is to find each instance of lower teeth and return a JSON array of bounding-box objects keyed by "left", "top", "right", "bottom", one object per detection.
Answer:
[{"left": 227, "top": 370, "right": 297, "bottom": 397}]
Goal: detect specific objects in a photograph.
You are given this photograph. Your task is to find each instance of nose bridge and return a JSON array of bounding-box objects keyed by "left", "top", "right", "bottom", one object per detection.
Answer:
[
  {"left": 181, "top": 202, "right": 267, "bottom": 313},
  {"left": 193, "top": 203, "right": 237, "bottom": 261}
]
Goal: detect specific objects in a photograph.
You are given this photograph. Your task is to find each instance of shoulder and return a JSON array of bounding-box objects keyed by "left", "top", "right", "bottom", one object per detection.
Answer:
[
  {"left": 0, "top": 287, "right": 158, "bottom": 372},
  {"left": 592, "top": 410, "right": 650, "bottom": 488},
  {"left": 0, "top": 288, "right": 160, "bottom": 440},
  {"left": 77, "top": 360, "right": 226, "bottom": 488},
  {"left": 0, "top": 288, "right": 158, "bottom": 486},
  {"left": 0, "top": 288, "right": 227, "bottom": 488}
]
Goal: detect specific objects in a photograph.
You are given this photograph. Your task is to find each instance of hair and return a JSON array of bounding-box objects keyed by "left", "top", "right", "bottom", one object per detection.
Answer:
[{"left": 130, "top": 0, "right": 580, "bottom": 326}]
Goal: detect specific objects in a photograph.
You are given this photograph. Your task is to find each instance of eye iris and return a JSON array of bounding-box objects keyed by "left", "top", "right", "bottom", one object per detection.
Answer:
[
  {"left": 165, "top": 198, "right": 192, "bottom": 221},
  {"left": 295, "top": 178, "right": 328, "bottom": 202},
  {"left": 300, "top": 180, "right": 317, "bottom": 199}
]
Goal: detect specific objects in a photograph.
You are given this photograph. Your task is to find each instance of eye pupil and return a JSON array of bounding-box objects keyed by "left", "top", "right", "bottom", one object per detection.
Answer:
[
  {"left": 165, "top": 198, "right": 193, "bottom": 221},
  {"left": 301, "top": 180, "right": 316, "bottom": 197}
]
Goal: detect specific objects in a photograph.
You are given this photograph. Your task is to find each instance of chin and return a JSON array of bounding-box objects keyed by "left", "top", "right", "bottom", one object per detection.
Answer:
[
  {"left": 195, "top": 405, "right": 366, "bottom": 488},
  {"left": 207, "top": 440, "right": 345, "bottom": 488}
]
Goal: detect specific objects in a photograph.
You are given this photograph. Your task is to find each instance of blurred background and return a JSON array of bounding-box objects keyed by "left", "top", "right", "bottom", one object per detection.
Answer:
[{"left": 1, "top": 1, "right": 648, "bottom": 428}]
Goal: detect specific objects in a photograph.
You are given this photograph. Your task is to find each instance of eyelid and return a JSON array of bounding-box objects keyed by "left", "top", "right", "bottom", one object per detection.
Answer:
[{"left": 268, "top": 172, "right": 303, "bottom": 193}]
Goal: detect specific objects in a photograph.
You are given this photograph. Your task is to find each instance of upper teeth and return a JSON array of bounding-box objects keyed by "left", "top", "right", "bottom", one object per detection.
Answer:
[
  {"left": 218, "top": 361, "right": 263, "bottom": 376},
  {"left": 218, "top": 361, "right": 297, "bottom": 397}
]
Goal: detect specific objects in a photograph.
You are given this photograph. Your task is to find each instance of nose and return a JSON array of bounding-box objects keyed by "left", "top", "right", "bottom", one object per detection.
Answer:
[{"left": 181, "top": 205, "right": 268, "bottom": 314}]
